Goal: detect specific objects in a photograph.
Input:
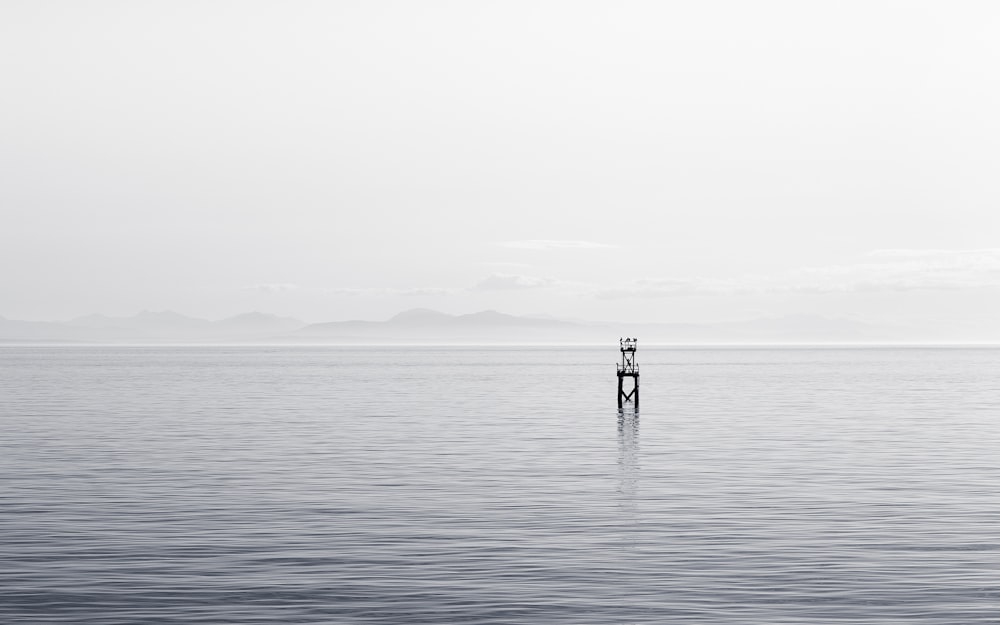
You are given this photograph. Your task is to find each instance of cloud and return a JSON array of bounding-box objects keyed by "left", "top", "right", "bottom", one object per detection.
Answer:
[
  {"left": 331, "top": 274, "right": 581, "bottom": 295},
  {"left": 867, "top": 248, "right": 1000, "bottom": 259},
  {"left": 497, "top": 240, "right": 616, "bottom": 250},
  {"left": 596, "top": 277, "right": 744, "bottom": 299},
  {"left": 328, "top": 286, "right": 456, "bottom": 297},
  {"left": 472, "top": 273, "right": 555, "bottom": 290},
  {"left": 483, "top": 261, "right": 533, "bottom": 269},
  {"left": 243, "top": 283, "right": 298, "bottom": 293},
  {"left": 597, "top": 249, "right": 1000, "bottom": 299},
  {"left": 398, "top": 287, "right": 456, "bottom": 296},
  {"left": 326, "top": 250, "right": 1000, "bottom": 302},
  {"left": 791, "top": 248, "right": 1000, "bottom": 292}
]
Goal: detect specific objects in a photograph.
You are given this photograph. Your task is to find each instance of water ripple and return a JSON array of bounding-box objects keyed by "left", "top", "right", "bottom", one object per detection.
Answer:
[{"left": 2, "top": 346, "right": 1000, "bottom": 623}]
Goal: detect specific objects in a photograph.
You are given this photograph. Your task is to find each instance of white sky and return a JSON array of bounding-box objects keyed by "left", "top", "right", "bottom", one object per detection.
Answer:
[{"left": 2, "top": 1, "right": 999, "bottom": 332}]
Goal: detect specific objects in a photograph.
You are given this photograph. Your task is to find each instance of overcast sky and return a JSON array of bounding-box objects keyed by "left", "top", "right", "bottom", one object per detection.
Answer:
[{"left": 2, "top": 1, "right": 998, "bottom": 334}]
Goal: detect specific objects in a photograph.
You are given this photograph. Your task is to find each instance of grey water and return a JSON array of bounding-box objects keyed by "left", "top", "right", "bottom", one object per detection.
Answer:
[{"left": 2, "top": 345, "right": 1000, "bottom": 624}]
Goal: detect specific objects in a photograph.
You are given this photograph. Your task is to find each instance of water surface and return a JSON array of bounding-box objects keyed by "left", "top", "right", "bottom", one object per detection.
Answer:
[{"left": 3, "top": 346, "right": 1000, "bottom": 623}]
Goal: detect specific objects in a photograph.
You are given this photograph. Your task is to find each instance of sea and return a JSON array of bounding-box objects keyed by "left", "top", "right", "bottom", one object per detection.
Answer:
[{"left": 2, "top": 345, "right": 1000, "bottom": 624}]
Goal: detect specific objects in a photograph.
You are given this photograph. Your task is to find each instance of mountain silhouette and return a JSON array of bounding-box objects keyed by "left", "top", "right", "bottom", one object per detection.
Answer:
[{"left": 0, "top": 308, "right": 943, "bottom": 344}]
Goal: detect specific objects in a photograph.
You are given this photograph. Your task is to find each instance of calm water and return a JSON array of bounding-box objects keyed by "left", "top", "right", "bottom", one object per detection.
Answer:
[{"left": 2, "top": 345, "right": 1000, "bottom": 623}]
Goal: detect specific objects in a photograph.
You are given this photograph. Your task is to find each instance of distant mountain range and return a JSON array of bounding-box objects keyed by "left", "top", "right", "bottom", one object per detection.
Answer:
[
  {"left": 290, "top": 308, "right": 919, "bottom": 344},
  {"left": 0, "top": 307, "right": 973, "bottom": 344},
  {"left": 0, "top": 311, "right": 305, "bottom": 343}
]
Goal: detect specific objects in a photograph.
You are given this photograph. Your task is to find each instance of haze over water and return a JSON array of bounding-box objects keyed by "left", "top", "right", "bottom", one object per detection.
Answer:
[{"left": 3, "top": 345, "right": 1000, "bottom": 623}]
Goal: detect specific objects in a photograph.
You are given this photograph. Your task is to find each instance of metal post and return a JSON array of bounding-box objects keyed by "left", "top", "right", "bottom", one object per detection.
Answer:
[{"left": 616, "top": 337, "right": 639, "bottom": 411}]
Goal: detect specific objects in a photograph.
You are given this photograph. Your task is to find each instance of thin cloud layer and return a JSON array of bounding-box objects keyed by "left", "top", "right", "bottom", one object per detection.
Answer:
[
  {"left": 326, "top": 250, "right": 1000, "bottom": 301},
  {"left": 795, "top": 248, "right": 1000, "bottom": 292},
  {"left": 242, "top": 283, "right": 299, "bottom": 293},
  {"left": 328, "top": 286, "right": 456, "bottom": 297},
  {"left": 598, "top": 249, "right": 1000, "bottom": 299},
  {"left": 596, "top": 277, "right": 734, "bottom": 299},
  {"left": 497, "top": 240, "right": 616, "bottom": 250},
  {"left": 330, "top": 274, "right": 571, "bottom": 295},
  {"left": 473, "top": 273, "right": 555, "bottom": 290},
  {"left": 868, "top": 248, "right": 1000, "bottom": 259}
]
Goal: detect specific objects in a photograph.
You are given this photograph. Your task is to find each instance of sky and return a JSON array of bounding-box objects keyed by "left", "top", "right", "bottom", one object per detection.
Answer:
[{"left": 2, "top": 1, "right": 999, "bottom": 335}]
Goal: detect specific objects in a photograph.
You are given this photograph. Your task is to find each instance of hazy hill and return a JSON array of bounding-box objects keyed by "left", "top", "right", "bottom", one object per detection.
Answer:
[
  {"left": 290, "top": 309, "right": 910, "bottom": 344},
  {"left": 1, "top": 311, "right": 306, "bottom": 342},
  {"left": 67, "top": 311, "right": 213, "bottom": 338},
  {"left": 292, "top": 308, "right": 570, "bottom": 343},
  {"left": 0, "top": 316, "right": 90, "bottom": 342},
  {"left": 216, "top": 312, "right": 306, "bottom": 334},
  {"left": 0, "top": 308, "right": 963, "bottom": 344},
  {"left": 387, "top": 308, "right": 453, "bottom": 325}
]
